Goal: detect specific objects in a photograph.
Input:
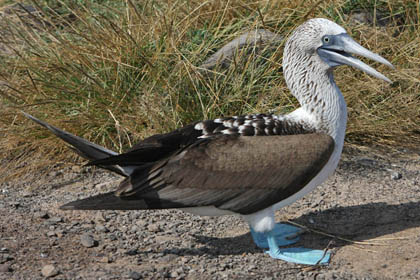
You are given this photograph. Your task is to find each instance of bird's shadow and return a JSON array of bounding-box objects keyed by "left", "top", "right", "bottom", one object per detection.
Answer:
[{"left": 157, "top": 201, "right": 420, "bottom": 257}]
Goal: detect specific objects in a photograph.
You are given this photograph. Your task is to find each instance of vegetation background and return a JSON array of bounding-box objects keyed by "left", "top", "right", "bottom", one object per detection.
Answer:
[{"left": 0, "top": 0, "right": 418, "bottom": 180}]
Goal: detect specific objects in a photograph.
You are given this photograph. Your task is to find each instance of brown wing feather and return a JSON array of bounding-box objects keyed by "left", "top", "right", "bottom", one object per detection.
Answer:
[{"left": 115, "top": 133, "right": 334, "bottom": 214}]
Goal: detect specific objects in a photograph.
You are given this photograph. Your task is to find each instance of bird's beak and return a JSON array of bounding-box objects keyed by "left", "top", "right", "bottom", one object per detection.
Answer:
[{"left": 317, "top": 33, "right": 394, "bottom": 83}]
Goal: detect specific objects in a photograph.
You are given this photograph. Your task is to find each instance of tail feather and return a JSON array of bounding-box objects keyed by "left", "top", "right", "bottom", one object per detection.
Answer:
[
  {"left": 60, "top": 192, "right": 149, "bottom": 210},
  {"left": 59, "top": 191, "right": 185, "bottom": 210},
  {"left": 22, "top": 111, "right": 131, "bottom": 176}
]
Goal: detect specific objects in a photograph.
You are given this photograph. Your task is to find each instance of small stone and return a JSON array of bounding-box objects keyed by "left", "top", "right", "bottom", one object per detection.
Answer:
[
  {"left": 35, "top": 211, "right": 50, "bottom": 219},
  {"left": 308, "top": 217, "right": 315, "bottom": 224},
  {"left": 98, "top": 256, "right": 110, "bottom": 263},
  {"left": 48, "top": 171, "right": 62, "bottom": 177},
  {"left": 95, "top": 225, "right": 109, "bottom": 233},
  {"left": 147, "top": 224, "right": 161, "bottom": 233},
  {"left": 48, "top": 217, "right": 63, "bottom": 224},
  {"left": 0, "top": 254, "right": 13, "bottom": 262},
  {"left": 71, "top": 165, "right": 81, "bottom": 173},
  {"left": 0, "top": 264, "right": 11, "bottom": 272},
  {"left": 155, "top": 235, "right": 174, "bottom": 244},
  {"left": 160, "top": 254, "right": 177, "bottom": 262},
  {"left": 129, "top": 271, "right": 142, "bottom": 280},
  {"left": 80, "top": 233, "right": 96, "bottom": 248},
  {"left": 95, "top": 182, "right": 109, "bottom": 191},
  {"left": 47, "top": 231, "right": 57, "bottom": 237},
  {"left": 10, "top": 202, "right": 20, "bottom": 209},
  {"left": 95, "top": 212, "right": 108, "bottom": 222},
  {"left": 391, "top": 172, "right": 402, "bottom": 180},
  {"left": 55, "top": 230, "right": 65, "bottom": 238},
  {"left": 41, "top": 264, "right": 59, "bottom": 278},
  {"left": 109, "top": 234, "right": 118, "bottom": 241},
  {"left": 125, "top": 249, "right": 138, "bottom": 256}
]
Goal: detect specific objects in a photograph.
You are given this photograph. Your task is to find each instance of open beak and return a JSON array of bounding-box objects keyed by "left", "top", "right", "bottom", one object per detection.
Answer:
[{"left": 317, "top": 33, "right": 394, "bottom": 83}]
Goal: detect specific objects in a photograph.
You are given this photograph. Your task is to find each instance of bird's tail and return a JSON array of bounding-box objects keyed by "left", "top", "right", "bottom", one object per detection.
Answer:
[
  {"left": 60, "top": 191, "right": 146, "bottom": 210},
  {"left": 59, "top": 190, "right": 183, "bottom": 210},
  {"left": 22, "top": 112, "right": 132, "bottom": 176}
]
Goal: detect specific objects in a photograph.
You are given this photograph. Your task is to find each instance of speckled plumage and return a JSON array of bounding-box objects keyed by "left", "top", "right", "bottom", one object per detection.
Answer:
[{"left": 194, "top": 114, "right": 313, "bottom": 138}]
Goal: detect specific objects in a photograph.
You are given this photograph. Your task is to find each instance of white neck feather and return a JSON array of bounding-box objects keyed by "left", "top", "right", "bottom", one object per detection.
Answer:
[{"left": 282, "top": 48, "right": 347, "bottom": 147}]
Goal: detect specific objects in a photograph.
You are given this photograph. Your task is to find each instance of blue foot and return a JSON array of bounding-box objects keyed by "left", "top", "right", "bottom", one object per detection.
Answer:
[
  {"left": 250, "top": 223, "right": 302, "bottom": 249},
  {"left": 266, "top": 231, "right": 330, "bottom": 265}
]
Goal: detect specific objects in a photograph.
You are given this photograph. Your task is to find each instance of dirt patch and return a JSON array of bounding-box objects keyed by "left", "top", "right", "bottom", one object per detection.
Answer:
[{"left": 0, "top": 145, "right": 419, "bottom": 279}]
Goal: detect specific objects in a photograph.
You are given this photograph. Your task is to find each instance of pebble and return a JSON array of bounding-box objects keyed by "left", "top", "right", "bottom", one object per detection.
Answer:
[
  {"left": 35, "top": 211, "right": 50, "bottom": 219},
  {"left": 95, "top": 212, "right": 108, "bottom": 222},
  {"left": 0, "top": 254, "right": 13, "bottom": 263},
  {"left": 129, "top": 271, "right": 142, "bottom": 280},
  {"left": 47, "top": 231, "right": 57, "bottom": 237},
  {"left": 41, "top": 265, "right": 59, "bottom": 278},
  {"left": 147, "top": 224, "right": 161, "bottom": 233},
  {"left": 10, "top": 202, "right": 20, "bottom": 208},
  {"left": 95, "top": 182, "right": 109, "bottom": 191},
  {"left": 95, "top": 225, "right": 109, "bottom": 233},
  {"left": 98, "top": 256, "right": 111, "bottom": 263},
  {"left": 48, "top": 217, "right": 63, "bottom": 224},
  {"left": 125, "top": 249, "right": 138, "bottom": 256},
  {"left": 391, "top": 171, "right": 402, "bottom": 180},
  {"left": 71, "top": 165, "right": 81, "bottom": 173},
  {"left": 80, "top": 233, "right": 96, "bottom": 248},
  {"left": 0, "top": 264, "right": 11, "bottom": 272}
]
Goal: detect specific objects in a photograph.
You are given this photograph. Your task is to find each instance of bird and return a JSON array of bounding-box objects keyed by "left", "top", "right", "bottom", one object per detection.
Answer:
[{"left": 23, "top": 18, "right": 393, "bottom": 265}]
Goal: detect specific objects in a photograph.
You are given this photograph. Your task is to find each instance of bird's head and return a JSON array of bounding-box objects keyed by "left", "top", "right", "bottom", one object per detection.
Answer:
[{"left": 284, "top": 18, "right": 394, "bottom": 82}]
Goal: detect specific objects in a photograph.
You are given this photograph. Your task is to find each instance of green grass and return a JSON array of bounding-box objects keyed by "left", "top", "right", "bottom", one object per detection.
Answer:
[{"left": 0, "top": 0, "right": 419, "bottom": 178}]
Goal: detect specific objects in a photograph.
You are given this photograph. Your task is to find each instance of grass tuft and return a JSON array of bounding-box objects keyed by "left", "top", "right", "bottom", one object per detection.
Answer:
[{"left": 0, "top": 0, "right": 419, "bottom": 180}]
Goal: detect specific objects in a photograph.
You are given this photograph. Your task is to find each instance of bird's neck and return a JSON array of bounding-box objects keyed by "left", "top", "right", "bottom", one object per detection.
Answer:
[{"left": 284, "top": 62, "right": 348, "bottom": 144}]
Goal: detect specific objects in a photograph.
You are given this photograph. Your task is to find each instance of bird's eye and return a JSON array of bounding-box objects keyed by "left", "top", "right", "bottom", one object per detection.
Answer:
[{"left": 323, "top": 36, "right": 330, "bottom": 43}]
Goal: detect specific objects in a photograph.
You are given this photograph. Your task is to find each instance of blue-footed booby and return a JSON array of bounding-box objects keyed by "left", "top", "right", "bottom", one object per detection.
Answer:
[{"left": 23, "top": 18, "right": 393, "bottom": 265}]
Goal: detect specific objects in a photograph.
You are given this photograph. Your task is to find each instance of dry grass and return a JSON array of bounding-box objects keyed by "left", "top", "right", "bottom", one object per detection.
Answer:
[{"left": 0, "top": 0, "right": 419, "bottom": 180}]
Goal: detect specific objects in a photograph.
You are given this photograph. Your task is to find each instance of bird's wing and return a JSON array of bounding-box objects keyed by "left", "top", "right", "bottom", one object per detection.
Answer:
[{"left": 62, "top": 133, "right": 334, "bottom": 214}]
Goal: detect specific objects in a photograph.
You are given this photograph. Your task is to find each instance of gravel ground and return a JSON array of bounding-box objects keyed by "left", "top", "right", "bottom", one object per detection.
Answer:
[{"left": 1, "top": 145, "right": 420, "bottom": 279}]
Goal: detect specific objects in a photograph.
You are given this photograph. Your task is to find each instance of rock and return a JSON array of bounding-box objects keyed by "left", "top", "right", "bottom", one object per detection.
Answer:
[
  {"left": 155, "top": 235, "right": 174, "bottom": 244},
  {"left": 48, "top": 217, "right": 63, "bottom": 224},
  {"left": 129, "top": 271, "right": 142, "bottom": 280},
  {"left": 159, "top": 253, "right": 177, "bottom": 263},
  {"left": 41, "top": 265, "right": 59, "bottom": 278},
  {"left": 0, "top": 253, "right": 13, "bottom": 263},
  {"left": 34, "top": 211, "right": 50, "bottom": 219},
  {"left": 10, "top": 202, "right": 20, "bottom": 209},
  {"left": 95, "top": 212, "right": 108, "bottom": 222},
  {"left": 391, "top": 171, "right": 402, "bottom": 180},
  {"left": 95, "top": 225, "right": 109, "bottom": 233},
  {"left": 71, "top": 165, "right": 81, "bottom": 173},
  {"left": 147, "top": 224, "right": 161, "bottom": 233},
  {"left": 95, "top": 182, "right": 109, "bottom": 191},
  {"left": 46, "top": 231, "right": 57, "bottom": 237},
  {"left": 0, "top": 264, "right": 11, "bottom": 272},
  {"left": 125, "top": 249, "right": 138, "bottom": 256},
  {"left": 80, "top": 233, "right": 96, "bottom": 248},
  {"left": 98, "top": 256, "right": 110, "bottom": 263}
]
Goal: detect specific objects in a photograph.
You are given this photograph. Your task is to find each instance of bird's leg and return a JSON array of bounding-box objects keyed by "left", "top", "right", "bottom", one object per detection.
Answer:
[
  {"left": 249, "top": 223, "right": 302, "bottom": 249},
  {"left": 265, "top": 230, "right": 330, "bottom": 265}
]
